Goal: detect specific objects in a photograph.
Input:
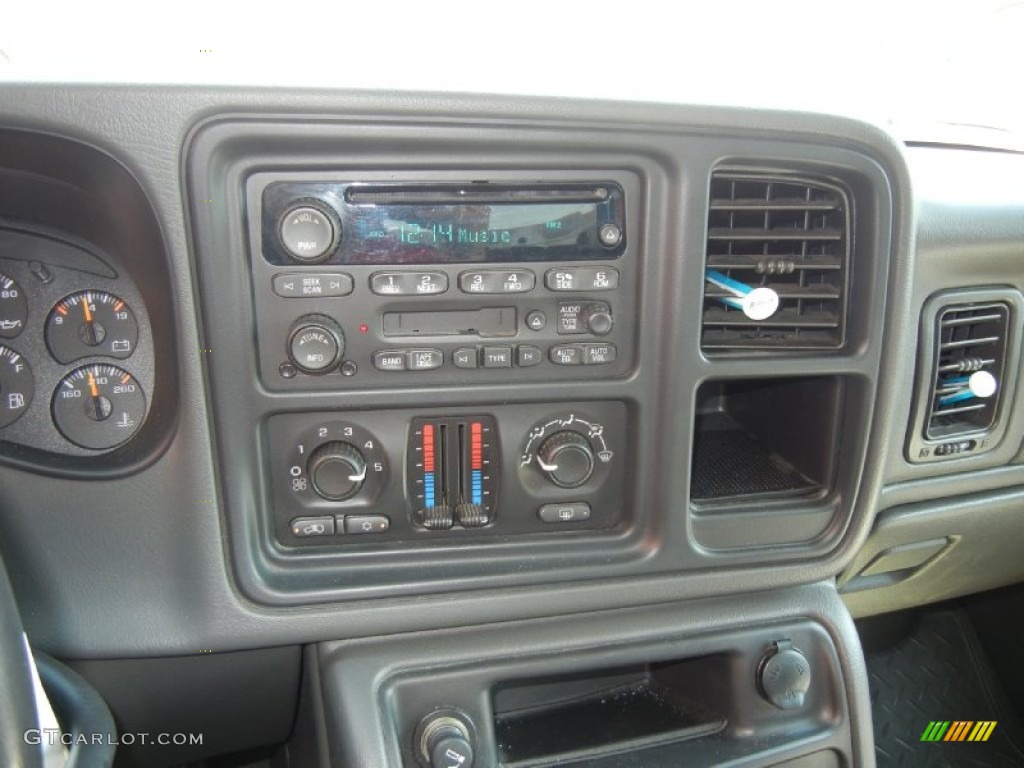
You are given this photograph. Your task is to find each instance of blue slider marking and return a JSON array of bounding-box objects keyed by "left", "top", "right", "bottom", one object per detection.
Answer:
[
  {"left": 471, "top": 470, "right": 483, "bottom": 505},
  {"left": 706, "top": 269, "right": 751, "bottom": 309},
  {"left": 938, "top": 376, "right": 974, "bottom": 405},
  {"left": 424, "top": 472, "right": 435, "bottom": 507}
]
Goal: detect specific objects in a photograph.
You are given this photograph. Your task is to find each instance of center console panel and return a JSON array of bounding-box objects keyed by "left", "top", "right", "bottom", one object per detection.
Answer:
[{"left": 186, "top": 108, "right": 900, "bottom": 605}]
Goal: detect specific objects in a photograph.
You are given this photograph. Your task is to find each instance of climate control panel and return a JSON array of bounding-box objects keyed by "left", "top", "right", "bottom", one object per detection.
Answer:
[{"left": 266, "top": 402, "right": 627, "bottom": 547}]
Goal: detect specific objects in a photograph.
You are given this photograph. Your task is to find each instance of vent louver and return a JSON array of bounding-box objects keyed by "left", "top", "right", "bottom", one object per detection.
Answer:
[
  {"left": 702, "top": 172, "right": 851, "bottom": 350},
  {"left": 926, "top": 303, "right": 1008, "bottom": 440}
]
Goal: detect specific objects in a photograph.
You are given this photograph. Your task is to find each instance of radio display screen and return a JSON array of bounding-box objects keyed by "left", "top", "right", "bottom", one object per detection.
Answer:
[{"left": 261, "top": 182, "right": 626, "bottom": 265}]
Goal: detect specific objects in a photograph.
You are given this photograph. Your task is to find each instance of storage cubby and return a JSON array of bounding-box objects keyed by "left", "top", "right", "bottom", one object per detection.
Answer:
[
  {"left": 493, "top": 657, "right": 728, "bottom": 766},
  {"left": 691, "top": 377, "right": 843, "bottom": 505}
]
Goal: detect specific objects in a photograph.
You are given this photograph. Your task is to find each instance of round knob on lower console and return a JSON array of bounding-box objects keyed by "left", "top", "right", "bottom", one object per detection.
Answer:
[
  {"left": 537, "top": 431, "right": 595, "bottom": 488},
  {"left": 757, "top": 640, "right": 812, "bottom": 710},
  {"left": 415, "top": 711, "right": 475, "bottom": 768},
  {"left": 287, "top": 314, "right": 344, "bottom": 374},
  {"left": 583, "top": 307, "right": 614, "bottom": 336},
  {"left": 308, "top": 441, "right": 367, "bottom": 501}
]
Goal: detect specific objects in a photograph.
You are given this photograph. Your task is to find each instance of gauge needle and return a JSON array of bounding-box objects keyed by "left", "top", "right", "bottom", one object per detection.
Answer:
[
  {"left": 86, "top": 370, "right": 105, "bottom": 420},
  {"left": 81, "top": 296, "right": 98, "bottom": 346}
]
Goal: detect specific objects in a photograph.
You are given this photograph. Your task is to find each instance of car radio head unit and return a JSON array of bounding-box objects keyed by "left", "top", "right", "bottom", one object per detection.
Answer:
[{"left": 260, "top": 182, "right": 626, "bottom": 266}]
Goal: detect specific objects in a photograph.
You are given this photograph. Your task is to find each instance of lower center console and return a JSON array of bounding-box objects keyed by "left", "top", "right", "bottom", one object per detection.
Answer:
[{"left": 314, "top": 582, "right": 871, "bottom": 768}]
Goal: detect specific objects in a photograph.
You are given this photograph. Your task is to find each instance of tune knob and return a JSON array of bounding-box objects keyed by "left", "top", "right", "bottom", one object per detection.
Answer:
[
  {"left": 537, "top": 431, "right": 595, "bottom": 488},
  {"left": 287, "top": 314, "right": 344, "bottom": 374},
  {"left": 308, "top": 441, "right": 367, "bottom": 501}
]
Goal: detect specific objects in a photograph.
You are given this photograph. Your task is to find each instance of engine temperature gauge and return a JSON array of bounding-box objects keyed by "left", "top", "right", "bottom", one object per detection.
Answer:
[
  {"left": 52, "top": 364, "right": 146, "bottom": 449},
  {"left": 46, "top": 290, "right": 138, "bottom": 363}
]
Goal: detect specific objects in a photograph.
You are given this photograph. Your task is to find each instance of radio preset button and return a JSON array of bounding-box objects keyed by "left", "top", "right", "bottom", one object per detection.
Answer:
[
  {"left": 273, "top": 272, "right": 353, "bottom": 298},
  {"left": 516, "top": 345, "right": 543, "bottom": 367},
  {"left": 453, "top": 348, "right": 478, "bottom": 369},
  {"left": 545, "top": 269, "right": 579, "bottom": 292},
  {"left": 482, "top": 346, "right": 513, "bottom": 368},
  {"left": 373, "top": 351, "right": 407, "bottom": 371},
  {"left": 545, "top": 267, "right": 619, "bottom": 291},
  {"left": 580, "top": 267, "right": 619, "bottom": 290},
  {"left": 550, "top": 344, "right": 583, "bottom": 365},
  {"left": 370, "top": 271, "right": 449, "bottom": 296},
  {"left": 459, "top": 269, "right": 536, "bottom": 294},
  {"left": 582, "top": 344, "right": 617, "bottom": 365},
  {"left": 407, "top": 349, "right": 444, "bottom": 371},
  {"left": 279, "top": 205, "right": 339, "bottom": 263}
]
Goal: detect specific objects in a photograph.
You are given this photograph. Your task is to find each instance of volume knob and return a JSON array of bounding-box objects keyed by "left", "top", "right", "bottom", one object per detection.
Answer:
[
  {"left": 537, "top": 431, "right": 595, "bottom": 489},
  {"left": 308, "top": 441, "right": 367, "bottom": 501}
]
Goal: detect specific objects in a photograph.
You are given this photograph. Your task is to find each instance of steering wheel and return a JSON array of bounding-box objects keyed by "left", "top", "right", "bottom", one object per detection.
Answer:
[
  {"left": 0, "top": 560, "right": 43, "bottom": 768},
  {"left": 0, "top": 558, "right": 116, "bottom": 768}
]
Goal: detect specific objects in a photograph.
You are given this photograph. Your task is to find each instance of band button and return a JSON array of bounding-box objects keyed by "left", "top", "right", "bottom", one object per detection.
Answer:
[{"left": 372, "top": 351, "right": 407, "bottom": 371}]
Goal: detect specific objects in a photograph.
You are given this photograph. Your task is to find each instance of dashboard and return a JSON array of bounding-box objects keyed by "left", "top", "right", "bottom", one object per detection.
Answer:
[{"left": 0, "top": 85, "right": 1022, "bottom": 768}]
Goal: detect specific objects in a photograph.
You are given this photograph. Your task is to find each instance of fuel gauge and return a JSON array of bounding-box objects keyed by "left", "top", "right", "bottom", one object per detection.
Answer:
[
  {"left": 52, "top": 364, "right": 146, "bottom": 449},
  {"left": 46, "top": 290, "right": 138, "bottom": 363},
  {"left": 0, "top": 345, "right": 33, "bottom": 428}
]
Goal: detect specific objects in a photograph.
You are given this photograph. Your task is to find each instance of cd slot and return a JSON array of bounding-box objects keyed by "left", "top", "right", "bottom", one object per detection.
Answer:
[
  {"left": 383, "top": 307, "right": 517, "bottom": 337},
  {"left": 346, "top": 184, "right": 611, "bottom": 205}
]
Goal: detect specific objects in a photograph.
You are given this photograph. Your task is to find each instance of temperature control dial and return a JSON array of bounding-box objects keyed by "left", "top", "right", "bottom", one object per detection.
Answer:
[
  {"left": 51, "top": 364, "right": 146, "bottom": 449},
  {"left": 308, "top": 441, "right": 367, "bottom": 501},
  {"left": 519, "top": 412, "right": 616, "bottom": 494},
  {"left": 537, "top": 431, "right": 595, "bottom": 488},
  {"left": 287, "top": 315, "right": 344, "bottom": 374}
]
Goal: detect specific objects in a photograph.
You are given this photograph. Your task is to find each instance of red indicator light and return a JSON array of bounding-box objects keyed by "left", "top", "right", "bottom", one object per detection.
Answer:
[
  {"left": 359, "top": 323, "right": 369, "bottom": 334},
  {"left": 423, "top": 423, "right": 435, "bottom": 472},
  {"left": 471, "top": 422, "right": 483, "bottom": 469}
]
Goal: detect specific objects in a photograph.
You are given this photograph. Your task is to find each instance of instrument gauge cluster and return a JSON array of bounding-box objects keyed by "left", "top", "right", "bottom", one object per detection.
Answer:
[{"left": 0, "top": 228, "right": 155, "bottom": 458}]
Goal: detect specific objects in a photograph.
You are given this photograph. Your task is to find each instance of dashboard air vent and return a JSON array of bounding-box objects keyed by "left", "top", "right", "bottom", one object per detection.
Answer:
[
  {"left": 702, "top": 172, "right": 851, "bottom": 350},
  {"left": 925, "top": 303, "right": 1008, "bottom": 440}
]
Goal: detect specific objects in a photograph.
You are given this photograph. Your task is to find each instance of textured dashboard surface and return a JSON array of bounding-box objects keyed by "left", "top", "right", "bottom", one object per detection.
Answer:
[{"left": 7, "top": 84, "right": 1021, "bottom": 658}]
